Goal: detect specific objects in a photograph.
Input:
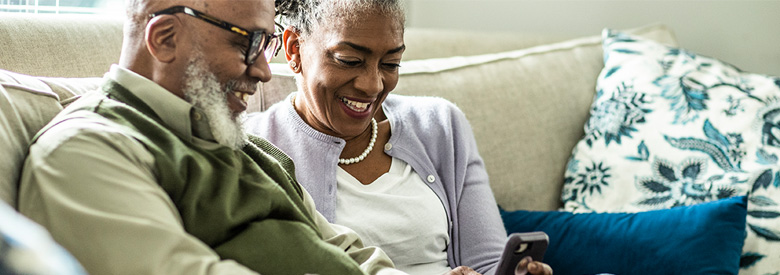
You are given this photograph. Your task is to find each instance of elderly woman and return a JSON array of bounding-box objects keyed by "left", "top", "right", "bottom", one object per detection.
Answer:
[{"left": 246, "top": 1, "right": 552, "bottom": 274}]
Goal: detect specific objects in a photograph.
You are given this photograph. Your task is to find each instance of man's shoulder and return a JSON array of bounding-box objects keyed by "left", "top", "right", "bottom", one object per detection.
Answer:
[{"left": 32, "top": 96, "right": 147, "bottom": 160}]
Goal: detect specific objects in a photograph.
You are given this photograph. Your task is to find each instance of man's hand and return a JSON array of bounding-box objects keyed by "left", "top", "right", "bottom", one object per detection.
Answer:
[
  {"left": 444, "top": 266, "right": 482, "bottom": 275},
  {"left": 519, "top": 257, "right": 553, "bottom": 275}
]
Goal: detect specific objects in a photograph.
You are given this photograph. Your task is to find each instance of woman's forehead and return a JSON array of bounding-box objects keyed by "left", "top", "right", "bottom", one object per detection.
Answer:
[
  {"left": 314, "top": 23, "right": 404, "bottom": 54},
  {"left": 315, "top": 12, "right": 403, "bottom": 39}
]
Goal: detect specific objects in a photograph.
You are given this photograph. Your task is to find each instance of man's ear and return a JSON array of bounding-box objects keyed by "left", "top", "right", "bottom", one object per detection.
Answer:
[
  {"left": 283, "top": 26, "right": 302, "bottom": 72},
  {"left": 145, "top": 15, "right": 180, "bottom": 63}
]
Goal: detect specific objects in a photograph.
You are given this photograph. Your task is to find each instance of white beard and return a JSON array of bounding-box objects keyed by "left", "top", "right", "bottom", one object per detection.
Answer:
[{"left": 182, "top": 54, "right": 247, "bottom": 150}]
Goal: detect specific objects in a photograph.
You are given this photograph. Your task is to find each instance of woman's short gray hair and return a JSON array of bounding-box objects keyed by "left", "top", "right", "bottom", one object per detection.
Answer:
[{"left": 276, "top": 0, "right": 405, "bottom": 37}]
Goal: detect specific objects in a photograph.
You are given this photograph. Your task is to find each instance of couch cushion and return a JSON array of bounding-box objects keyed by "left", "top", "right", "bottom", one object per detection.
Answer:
[
  {"left": 501, "top": 196, "right": 747, "bottom": 275},
  {"left": 256, "top": 24, "right": 678, "bottom": 211},
  {"left": 562, "top": 30, "right": 780, "bottom": 273},
  {"left": 0, "top": 71, "right": 63, "bottom": 206},
  {"left": 0, "top": 69, "right": 102, "bottom": 207},
  {"left": 37, "top": 77, "right": 105, "bottom": 105}
]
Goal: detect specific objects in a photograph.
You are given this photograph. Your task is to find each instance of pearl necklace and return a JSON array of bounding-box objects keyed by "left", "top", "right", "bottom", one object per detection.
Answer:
[{"left": 339, "top": 118, "right": 378, "bottom": 165}]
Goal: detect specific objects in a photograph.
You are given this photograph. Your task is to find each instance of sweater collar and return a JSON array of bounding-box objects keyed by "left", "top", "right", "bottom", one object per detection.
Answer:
[{"left": 284, "top": 92, "right": 346, "bottom": 145}]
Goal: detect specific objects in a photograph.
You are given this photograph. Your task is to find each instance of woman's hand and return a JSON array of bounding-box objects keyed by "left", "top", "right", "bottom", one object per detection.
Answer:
[
  {"left": 519, "top": 257, "right": 553, "bottom": 275},
  {"left": 444, "top": 266, "right": 482, "bottom": 275}
]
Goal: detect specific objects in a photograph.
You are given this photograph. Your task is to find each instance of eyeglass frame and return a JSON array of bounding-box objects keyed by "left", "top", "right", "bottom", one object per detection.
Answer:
[{"left": 148, "top": 6, "right": 282, "bottom": 65}]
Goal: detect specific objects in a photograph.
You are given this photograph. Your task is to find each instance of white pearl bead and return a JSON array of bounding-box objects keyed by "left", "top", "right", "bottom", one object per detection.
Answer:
[{"left": 338, "top": 118, "right": 378, "bottom": 165}]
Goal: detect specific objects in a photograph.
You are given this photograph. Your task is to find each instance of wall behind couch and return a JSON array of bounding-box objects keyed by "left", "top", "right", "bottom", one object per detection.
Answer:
[{"left": 405, "top": 0, "right": 780, "bottom": 77}]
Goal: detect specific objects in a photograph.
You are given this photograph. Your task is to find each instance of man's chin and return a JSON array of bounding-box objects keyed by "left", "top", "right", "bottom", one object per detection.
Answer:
[{"left": 230, "top": 111, "right": 244, "bottom": 120}]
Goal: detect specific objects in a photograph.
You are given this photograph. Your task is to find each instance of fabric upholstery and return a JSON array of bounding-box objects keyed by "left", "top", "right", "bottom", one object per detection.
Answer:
[
  {"left": 38, "top": 77, "right": 104, "bottom": 105},
  {"left": 0, "top": 70, "right": 63, "bottom": 206},
  {"left": 0, "top": 14, "right": 123, "bottom": 78},
  {"left": 259, "top": 24, "right": 678, "bottom": 211},
  {"left": 0, "top": 69, "right": 103, "bottom": 206}
]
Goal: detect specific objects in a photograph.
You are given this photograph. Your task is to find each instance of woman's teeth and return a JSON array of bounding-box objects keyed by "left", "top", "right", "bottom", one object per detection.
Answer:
[
  {"left": 341, "top": 97, "right": 370, "bottom": 112},
  {"left": 234, "top": 92, "right": 250, "bottom": 102}
]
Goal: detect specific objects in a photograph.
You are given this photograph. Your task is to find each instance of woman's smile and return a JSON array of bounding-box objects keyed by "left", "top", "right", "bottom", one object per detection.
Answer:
[
  {"left": 338, "top": 96, "right": 374, "bottom": 119},
  {"left": 340, "top": 96, "right": 372, "bottom": 112}
]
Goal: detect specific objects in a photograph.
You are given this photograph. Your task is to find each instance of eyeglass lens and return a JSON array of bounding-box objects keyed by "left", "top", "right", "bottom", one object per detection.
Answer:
[{"left": 248, "top": 34, "right": 280, "bottom": 64}]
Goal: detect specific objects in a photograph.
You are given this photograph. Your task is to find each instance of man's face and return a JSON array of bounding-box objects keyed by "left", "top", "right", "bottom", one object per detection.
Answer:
[
  {"left": 175, "top": 0, "right": 276, "bottom": 149},
  {"left": 182, "top": 0, "right": 276, "bottom": 117}
]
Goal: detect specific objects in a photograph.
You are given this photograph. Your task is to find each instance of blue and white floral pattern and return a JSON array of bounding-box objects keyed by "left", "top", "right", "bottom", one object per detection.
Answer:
[
  {"left": 664, "top": 119, "right": 746, "bottom": 172},
  {"left": 635, "top": 158, "right": 741, "bottom": 208},
  {"left": 584, "top": 83, "right": 652, "bottom": 147},
  {"left": 562, "top": 29, "right": 780, "bottom": 274}
]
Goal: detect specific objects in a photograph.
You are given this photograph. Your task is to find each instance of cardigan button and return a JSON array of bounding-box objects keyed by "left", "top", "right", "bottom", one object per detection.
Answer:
[
  {"left": 427, "top": 175, "right": 435, "bottom": 183},
  {"left": 384, "top": 143, "right": 392, "bottom": 151},
  {"left": 192, "top": 112, "right": 202, "bottom": 121}
]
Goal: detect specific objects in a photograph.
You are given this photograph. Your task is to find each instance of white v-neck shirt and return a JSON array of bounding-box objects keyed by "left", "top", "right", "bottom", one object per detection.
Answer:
[{"left": 335, "top": 157, "right": 451, "bottom": 275}]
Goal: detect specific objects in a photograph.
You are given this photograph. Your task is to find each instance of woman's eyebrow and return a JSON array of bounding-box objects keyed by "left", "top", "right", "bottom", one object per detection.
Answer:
[
  {"left": 388, "top": 45, "right": 406, "bottom": 54},
  {"left": 339, "top": 42, "right": 406, "bottom": 55}
]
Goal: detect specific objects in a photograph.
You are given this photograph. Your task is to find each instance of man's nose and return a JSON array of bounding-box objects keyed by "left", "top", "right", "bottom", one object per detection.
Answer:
[{"left": 247, "top": 55, "right": 273, "bottom": 83}]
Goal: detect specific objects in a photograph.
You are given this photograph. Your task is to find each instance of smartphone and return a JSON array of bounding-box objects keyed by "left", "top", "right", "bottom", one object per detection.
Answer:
[{"left": 495, "top": 231, "right": 549, "bottom": 275}]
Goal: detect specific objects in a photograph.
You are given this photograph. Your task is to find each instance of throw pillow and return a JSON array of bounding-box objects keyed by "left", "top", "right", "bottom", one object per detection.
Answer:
[
  {"left": 561, "top": 30, "right": 780, "bottom": 273},
  {"left": 501, "top": 196, "right": 747, "bottom": 275}
]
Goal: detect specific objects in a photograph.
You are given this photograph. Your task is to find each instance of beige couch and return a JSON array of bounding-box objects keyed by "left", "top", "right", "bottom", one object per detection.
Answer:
[{"left": 0, "top": 13, "right": 677, "bottom": 213}]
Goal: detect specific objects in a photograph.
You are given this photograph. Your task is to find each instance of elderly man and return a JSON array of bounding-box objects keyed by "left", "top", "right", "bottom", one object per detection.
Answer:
[{"left": 16, "top": 0, "right": 401, "bottom": 274}]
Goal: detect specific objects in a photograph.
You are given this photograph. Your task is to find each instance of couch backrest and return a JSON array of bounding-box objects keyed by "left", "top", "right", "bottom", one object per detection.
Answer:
[
  {"left": 0, "top": 70, "right": 103, "bottom": 206},
  {"left": 0, "top": 13, "right": 123, "bottom": 78}
]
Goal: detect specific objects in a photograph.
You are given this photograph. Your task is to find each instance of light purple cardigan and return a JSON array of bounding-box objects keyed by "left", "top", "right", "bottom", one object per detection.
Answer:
[{"left": 244, "top": 93, "right": 506, "bottom": 274}]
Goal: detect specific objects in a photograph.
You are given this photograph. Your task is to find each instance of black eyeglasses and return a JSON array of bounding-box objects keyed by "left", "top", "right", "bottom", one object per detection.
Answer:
[{"left": 149, "top": 6, "right": 281, "bottom": 65}]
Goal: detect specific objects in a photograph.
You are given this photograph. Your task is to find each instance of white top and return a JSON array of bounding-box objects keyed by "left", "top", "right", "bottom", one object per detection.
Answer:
[{"left": 336, "top": 157, "right": 451, "bottom": 275}]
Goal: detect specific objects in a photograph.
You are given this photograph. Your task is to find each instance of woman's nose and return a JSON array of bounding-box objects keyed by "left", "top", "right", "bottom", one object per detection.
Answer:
[{"left": 354, "top": 67, "right": 383, "bottom": 95}]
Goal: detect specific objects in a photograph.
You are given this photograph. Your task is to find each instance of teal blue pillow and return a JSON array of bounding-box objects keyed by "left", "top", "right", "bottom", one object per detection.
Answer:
[{"left": 500, "top": 196, "right": 747, "bottom": 275}]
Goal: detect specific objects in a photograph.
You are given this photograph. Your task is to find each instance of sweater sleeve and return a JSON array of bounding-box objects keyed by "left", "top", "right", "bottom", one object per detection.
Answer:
[{"left": 448, "top": 103, "right": 507, "bottom": 275}]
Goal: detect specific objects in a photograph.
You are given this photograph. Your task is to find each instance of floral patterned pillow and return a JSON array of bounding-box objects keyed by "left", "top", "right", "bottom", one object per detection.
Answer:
[{"left": 562, "top": 29, "right": 780, "bottom": 273}]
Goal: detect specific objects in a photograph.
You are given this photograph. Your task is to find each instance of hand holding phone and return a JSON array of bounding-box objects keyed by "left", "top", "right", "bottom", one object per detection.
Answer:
[{"left": 495, "top": 231, "right": 549, "bottom": 275}]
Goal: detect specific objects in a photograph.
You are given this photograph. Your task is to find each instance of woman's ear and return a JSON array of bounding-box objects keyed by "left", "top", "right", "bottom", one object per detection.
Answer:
[
  {"left": 283, "top": 26, "right": 302, "bottom": 73},
  {"left": 145, "top": 15, "right": 181, "bottom": 64}
]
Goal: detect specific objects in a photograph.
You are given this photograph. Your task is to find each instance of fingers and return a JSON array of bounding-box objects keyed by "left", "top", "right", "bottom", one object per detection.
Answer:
[{"left": 527, "top": 261, "right": 553, "bottom": 275}]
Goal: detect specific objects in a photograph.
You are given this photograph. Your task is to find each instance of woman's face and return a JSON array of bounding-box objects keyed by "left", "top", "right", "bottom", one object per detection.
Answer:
[{"left": 295, "top": 11, "right": 405, "bottom": 139}]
